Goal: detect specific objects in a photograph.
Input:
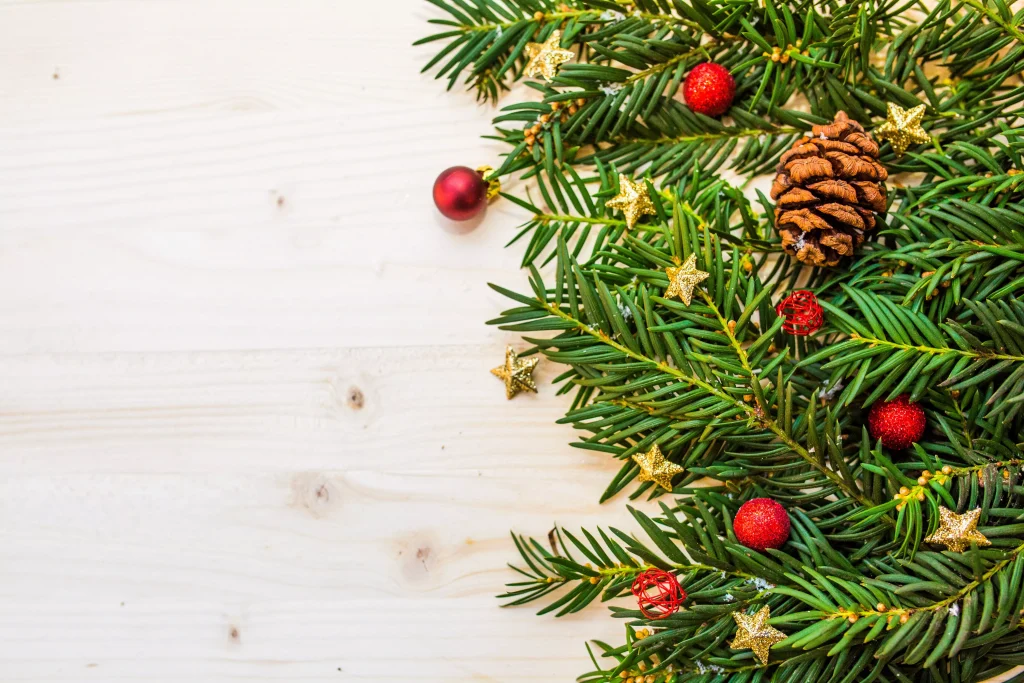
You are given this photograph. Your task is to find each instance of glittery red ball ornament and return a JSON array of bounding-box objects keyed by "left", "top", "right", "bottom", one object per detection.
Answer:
[
  {"left": 868, "top": 394, "right": 926, "bottom": 450},
  {"left": 776, "top": 290, "right": 824, "bottom": 336},
  {"left": 433, "top": 166, "right": 489, "bottom": 221},
  {"left": 733, "top": 498, "right": 790, "bottom": 551},
  {"left": 631, "top": 569, "right": 686, "bottom": 620},
  {"left": 682, "top": 62, "right": 736, "bottom": 117}
]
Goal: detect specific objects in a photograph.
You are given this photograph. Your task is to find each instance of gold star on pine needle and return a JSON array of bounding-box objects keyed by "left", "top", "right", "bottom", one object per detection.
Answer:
[
  {"left": 730, "top": 605, "right": 787, "bottom": 666},
  {"left": 664, "top": 254, "right": 710, "bottom": 306},
  {"left": 491, "top": 346, "right": 539, "bottom": 400},
  {"left": 605, "top": 174, "right": 656, "bottom": 230},
  {"left": 874, "top": 102, "right": 931, "bottom": 158},
  {"left": 632, "top": 444, "right": 683, "bottom": 491},
  {"left": 524, "top": 30, "right": 575, "bottom": 81},
  {"left": 924, "top": 507, "right": 991, "bottom": 553}
]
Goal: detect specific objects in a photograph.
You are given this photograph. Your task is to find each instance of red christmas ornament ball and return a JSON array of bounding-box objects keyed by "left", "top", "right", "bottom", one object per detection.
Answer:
[
  {"left": 776, "top": 290, "right": 824, "bottom": 336},
  {"left": 631, "top": 569, "right": 686, "bottom": 620},
  {"left": 733, "top": 498, "right": 791, "bottom": 551},
  {"left": 868, "top": 394, "right": 926, "bottom": 450},
  {"left": 682, "top": 62, "right": 736, "bottom": 117},
  {"left": 433, "top": 166, "right": 489, "bottom": 221}
]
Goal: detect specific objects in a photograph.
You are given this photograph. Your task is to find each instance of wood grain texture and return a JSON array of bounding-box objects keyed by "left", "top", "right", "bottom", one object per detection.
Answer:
[
  {"left": 0, "top": 2, "right": 640, "bottom": 679},
  {"left": 0, "top": 347, "right": 643, "bottom": 680},
  {"left": 0, "top": 1, "right": 1018, "bottom": 681}
]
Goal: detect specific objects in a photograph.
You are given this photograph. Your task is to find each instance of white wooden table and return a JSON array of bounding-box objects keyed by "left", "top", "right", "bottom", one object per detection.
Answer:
[
  {"left": 1, "top": 3, "right": 1018, "bottom": 682},
  {"left": 0, "top": 1, "right": 642, "bottom": 680}
]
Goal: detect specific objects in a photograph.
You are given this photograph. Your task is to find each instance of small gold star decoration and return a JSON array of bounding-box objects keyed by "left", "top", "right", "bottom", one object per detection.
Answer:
[
  {"left": 605, "top": 174, "right": 657, "bottom": 230},
  {"left": 632, "top": 444, "right": 684, "bottom": 491},
  {"left": 924, "top": 506, "right": 991, "bottom": 553},
  {"left": 664, "top": 253, "right": 710, "bottom": 306},
  {"left": 491, "top": 346, "right": 539, "bottom": 400},
  {"left": 874, "top": 102, "right": 931, "bottom": 158},
  {"left": 524, "top": 30, "right": 575, "bottom": 81},
  {"left": 730, "top": 605, "right": 787, "bottom": 666}
]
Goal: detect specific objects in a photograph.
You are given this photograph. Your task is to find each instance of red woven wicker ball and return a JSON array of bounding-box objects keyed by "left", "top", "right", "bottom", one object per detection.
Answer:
[
  {"left": 734, "top": 498, "right": 791, "bottom": 551},
  {"left": 776, "top": 290, "right": 824, "bottom": 336},
  {"left": 868, "top": 394, "right": 926, "bottom": 450},
  {"left": 682, "top": 62, "right": 736, "bottom": 117},
  {"left": 631, "top": 569, "right": 686, "bottom": 620}
]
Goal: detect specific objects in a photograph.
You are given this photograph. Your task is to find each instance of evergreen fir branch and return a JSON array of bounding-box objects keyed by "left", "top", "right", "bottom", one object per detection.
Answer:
[
  {"left": 484, "top": 10, "right": 1023, "bottom": 188},
  {"left": 803, "top": 290, "right": 1024, "bottom": 422},
  {"left": 498, "top": 167, "right": 775, "bottom": 268},
  {"left": 887, "top": 0, "right": 1024, "bottom": 88},
  {"left": 488, "top": 65, "right": 821, "bottom": 184},
  {"left": 802, "top": 286, "right": 1024, "bottom": 423},
  {"left": 416, "top": 1, "right": 600, "bottom": 100},
  {"left": 581, "top": 119, "right": 805, "bottom": 183},
  {"left": 897, "top": 133, "right": 1024, "bottom": 209},
  {"left": 489, "top": 235, "right": 887, "bottom": 513},
  {"left": 824, "top": 0, "right": 919, "bottom": 80},
  {"left": 498, "top": 513, "right": 767, "bottom": 615},
  {"left": 418, "top": 1, "right": 1024, "bottom": 679},
  {"left": 421, "top": 0, "right": 1024, "bottom": 189},
  {"left": 416, "top": 0, "right": 727, "bottom": 101},
  {"left": 958, "top": 0, "right": 1024, "bottom": 52},
  {"left": 504, "top": 493, "right": 1024, "bottom": 680}
]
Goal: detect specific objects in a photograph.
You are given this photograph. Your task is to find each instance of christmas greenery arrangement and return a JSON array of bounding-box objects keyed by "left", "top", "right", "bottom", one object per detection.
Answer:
[{"left": 418, "top": 1, "right": 1024, "bottom": 681}]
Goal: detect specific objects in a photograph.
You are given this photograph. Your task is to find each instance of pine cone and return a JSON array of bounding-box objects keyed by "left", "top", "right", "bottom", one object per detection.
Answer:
[{"left": 770, "top": 111, "right": 888, "bottom": 266}]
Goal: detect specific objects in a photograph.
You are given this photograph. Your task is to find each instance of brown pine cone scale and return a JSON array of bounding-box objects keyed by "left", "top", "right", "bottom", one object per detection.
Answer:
[{"left": 771, "top": 111, "right": 888, "bottom": 266}]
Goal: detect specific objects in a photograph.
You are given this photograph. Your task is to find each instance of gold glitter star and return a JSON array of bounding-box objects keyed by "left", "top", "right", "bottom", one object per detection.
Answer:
[
  {"left": 491, "top": 346, "right": 539, "bottom": 400},
  {"left": 924, "top": 507, "right": 990, "bottom": 553},
  {"left": 632, "top": 444, "right": 683, "bottom": 491},
  {"left": 875, "top": 102, "right": 931, "bottom": 158},
  {"left": 524, "top": 30, "right": 575, "bottom": 81},
  {"left": 730, "top": 605, "right": 786, "bottom": 666},
  {"left": 664, "top": 254, "right": 710, "bottom": 306},
  {"left": 605, "top": 174, "right": 656, "bottom": 230}
]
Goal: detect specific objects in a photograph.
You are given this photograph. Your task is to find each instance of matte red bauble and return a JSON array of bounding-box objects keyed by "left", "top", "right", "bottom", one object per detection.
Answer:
[
  {"left": 630, "top": 568, "right": 686, "bottom": 619},
  {"left": 433, "top": 166, "right": 489, "bottom": 221},
  {"left": 868, "top": 394, "right": 926, "bottom": 450},
  {"left": 776, "top": 290, "right": 824, "bottom": 336},
  {"left": 682, "top": 62, "right": 736, "bottom": 117},
  {"left": 734, "top": 498, "right": 790, "bottom": 551}
]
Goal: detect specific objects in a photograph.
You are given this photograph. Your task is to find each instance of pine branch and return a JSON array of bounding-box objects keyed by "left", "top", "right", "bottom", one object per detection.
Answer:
[
  {"left": 503, "top": 490, "right": 1024, "bottom": 680},
  {"left": 499, "top": 166, "right": 777, "bottom": 269},
  {"left": 797, "top": 292, "right": 1024, "bottom": 424},
  {"left": 417, "top": 0, "right": 724, "bottom": 101},
  {"left": 418, "top": 1, "right": 1024, "bottom": 679},
  {"left": 490, "top": 235, "right": 888, "bottom": 515}
]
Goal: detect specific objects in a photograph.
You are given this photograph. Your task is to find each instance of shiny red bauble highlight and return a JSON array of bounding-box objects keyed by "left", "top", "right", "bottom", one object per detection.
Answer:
[
  {"left": 868, "top": 394, "right": 926, "bottom": 450},
  {"left": 776, "top": 290, "right": 824, "bottom": 336},
  {"left": 631, "top": 568, "right": 686, "bottom": 619},
  {"left": 682, "top": 62, "right": 736, "bottom": 117},
  {"left": 733, "top": 498, "right": 791, "bottom": 551},
  {"left": 433, "top": 166, "right": 489, "bottom": 221}
]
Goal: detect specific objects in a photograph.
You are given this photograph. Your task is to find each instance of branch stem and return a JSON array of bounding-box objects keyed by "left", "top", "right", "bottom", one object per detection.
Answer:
[
  {"left": 611, "top": 127, "right": 802, "bottom": 146},
  {"left": 535, "top": 292, "right": 881, "bottom": 514},
  {"left": 848, "top": 333, "right": 1024, "bottom": 364},
  {"left": 960, "top": 0, "right": 1024, "bottom": 45},
  {"left": 458, "top": 1, "right": 703, "bottom": 33},
  {"left": 829, "top": 540, "right": 1024, "bottom": 621},
  {"left": 701, "top": 293, "right": 884, "bottom": 514}
]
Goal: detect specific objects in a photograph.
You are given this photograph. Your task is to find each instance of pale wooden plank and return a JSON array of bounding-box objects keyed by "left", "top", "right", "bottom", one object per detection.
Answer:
[
  {"left": 0, "top": 110, "right": 543, "bottom": 353},
  {"left": 0, "top": 599, "right": 618, "bottom": 681},
  {"left": 0, "top": 348, "right": 641, "bottom": 679},
  {"left": 0, "top": 347, "right": 621, "bottom": 476},
  {"left": 0, "top": 0, "right": 459, "bottom": 121},
  {"left": 0, "top": 447, "right": 636, "bottom": 679},
  {"left": 0, "top": 0, "right": 541, "bottom": 354}
]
